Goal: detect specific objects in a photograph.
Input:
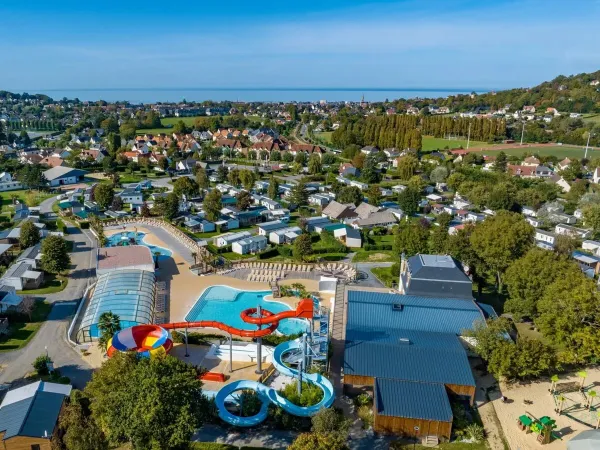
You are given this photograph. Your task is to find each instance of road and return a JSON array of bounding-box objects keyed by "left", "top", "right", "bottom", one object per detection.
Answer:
[{"left": 0, "top": 198, "right": 96, "bottom": 389}]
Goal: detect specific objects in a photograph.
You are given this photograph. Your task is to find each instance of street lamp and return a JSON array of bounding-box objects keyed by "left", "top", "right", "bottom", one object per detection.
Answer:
[{"left": 585, "top": 132, "right": 595, "bottom": 159}]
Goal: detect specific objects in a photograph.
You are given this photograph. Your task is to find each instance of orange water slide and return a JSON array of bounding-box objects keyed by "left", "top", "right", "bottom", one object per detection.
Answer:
[{"left": 161, "top": 299, "right": 314, "bottom": 338}]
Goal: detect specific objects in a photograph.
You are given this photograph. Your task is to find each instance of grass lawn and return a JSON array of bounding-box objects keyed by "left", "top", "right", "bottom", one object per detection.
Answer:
[
  {"left": 0, "top": 190, "right": 54, "bottom": 212},
  {"left": 482, "top": 145, "right": 600, "bottom": 159},
  {"left": 0, "top": 300, "right": 52, "bottom": 352},
  {"left": 352, "top": 250, "right": 396, "bottom": 262},
  {"left": 314, "top": 131, "right": 333, "bottom": 144},
  {"left": 422, "top": 136, "right": 491, "bottom": 152},
  {"left": 371, "top": 266, "right": 396, "bottom": 287},
  {"left": 390, "top": 440, "right": 488, "bottom": 450},
  {"left": 136, "top": 115, "right": 234, "bottom": 135},
  {"left": 583, "top": 113, "right": 600, "bottom": 125},
  {"left": 18, "top": 274, "right": 68, "bottom": 295},
  {"left": 221, "top": 251, "right": 255, "bottom": 261}
]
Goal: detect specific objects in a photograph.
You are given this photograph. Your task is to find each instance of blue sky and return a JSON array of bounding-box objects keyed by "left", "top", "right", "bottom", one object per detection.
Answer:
[{"left": 1, "top": 0, "right": 599, "bottom": 91}]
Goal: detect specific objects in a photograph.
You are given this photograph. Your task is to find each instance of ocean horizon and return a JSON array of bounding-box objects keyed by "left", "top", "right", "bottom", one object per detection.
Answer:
[{"left": 7, "top": 87, "right": 491, "bottom": 104}]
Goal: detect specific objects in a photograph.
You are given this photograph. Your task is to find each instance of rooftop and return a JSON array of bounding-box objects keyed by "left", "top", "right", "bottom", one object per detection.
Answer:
[
  {"left": 97, "top": 245, "right": 154, "bottom": 272},
  {"left": 405, "top": 254, "right": 473, "bottom": 299}
]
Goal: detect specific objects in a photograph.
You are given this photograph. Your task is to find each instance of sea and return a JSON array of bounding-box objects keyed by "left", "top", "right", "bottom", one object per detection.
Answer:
[{"left": 20, "top": 87, "right": 489, "bottom": 104}]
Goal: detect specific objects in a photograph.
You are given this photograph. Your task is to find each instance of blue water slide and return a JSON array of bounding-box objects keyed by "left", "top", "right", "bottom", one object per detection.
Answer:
[{"left": 214, "top": 339, "right": 335, "bottom": 426}]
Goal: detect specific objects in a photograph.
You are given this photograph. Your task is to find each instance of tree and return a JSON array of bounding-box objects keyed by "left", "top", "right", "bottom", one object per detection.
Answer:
[
  {"left": 41, "top": 235, "right": 71, "bottom": 274},
  {"left": 19, "top": 220, "right": 41, "bottom": 248},
  {"left": 236, "top": 190, "right": 252, "bottom": 211},
  {"left": 366, "top": 185, "right": 381, "bottom": 206},
  {"left": 154, "top": 192, "right": 179, "bottom": 220},
  {"left": 227, "top": 168, "right": 241, "bottom": 187},
  {"left": 294, "top": 152, "right": 307, "bottom": 165},
  {"left": 504, "top": 248, "right": 574, "bottom": 320},
  {"left": 20, "top": 295, "right": 35, "bottom": 321},
  {"left": 173, "top": 176, "right": 199, "bottom": 198},
  {"left": 283, "top": 152, "right": 294, "bottom": 163},
  {"left": 429, "top": 166, "right": 449, "bottom": 183},
  {"left": 337, "top": 186, "right": 363, "bottom": 206},
  {"left": 536, "top": 268, "right": 600, "bottom": 363},
  {"left": 288, "top": 432, "right": 349, "bottom": 450},
  {"left": 311, "top": 408, "right": 350, "bottom": 435},
  {"left": 216, "top": 165, "right": 229, "bottom": 183},
  {"left": 203, "top": 189, "right": 222, "bottom": 222},
  {"left": 268, "top": 176, "right": 279, "bottom": 200},
  {"left": 397, "top": 187, "right": 421, "bottom": 216},
  {"left": 393, "top": 222, "right": 429, "bottom": 257},
  {"left": 97, "top": 312, "right": 121, "bottom": 352},
  {"left": 158, "top": 156, "right": 169, "bottom": 171},
  {"left": 19, "top": 130, "right": 31, "bottom": 146},
  {"left": 470, "top": 211, "right": 534, "bottom": 292},
  {"left": 308, "top": 154, "right": 322, "bottom": 175},
  {"left": 239, "top": 169, "right": 256, "bottom": 191},
  {"left": 107, "top": 133, "right": 121, "bottom": 155},
  {"left": 111, "top": 195, "right": 123, "bottom": 211},
  {"left": 583, "top": 204, "right": 600, "bottom": 238},
  {"left": 17, "top": 164, "right": 47, "bottom": 190},
  {"left": 195, "top": 166, "right": 209, "bottom": 191},
  {"left": 85, "top": 353, "right": 206, "bottom": 449},
  {"left": 289, "top": 178, "right": 309, "bottom": 207},
  {"left": 54, "top": 390, "right": 109, "bottom": 450},
  {"left": 396, "top": 155, "right": 419, "bottom": 180},
  {"left": 360, "top": 157, "right": 381, "bottom": 183},
  {"left": 493, "top": 151, "right": 508, "bottom": 172},
  {"left": 554, "top": 234, "right": 580, "bottom": 256},
  {"left": 140, "top": 201, "right": 150, "bottom": 217},
  {"left": 33, "top": 354, "right": 53, "bottom": 376},
  {"left": 94, "top": 183, "right": 114, "bottom": 209},
  {"left": 351, "top": 152, "right": 365, "bottom": 169},
  {"left": 293, "top": 234, "right": 313, "bottom": 262}
]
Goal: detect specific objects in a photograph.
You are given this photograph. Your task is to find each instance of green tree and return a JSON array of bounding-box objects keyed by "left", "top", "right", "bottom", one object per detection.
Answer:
[
  {"left": 360, "top": 157, "right": 381, "bottom": 184},
  {"left": 94, "top": 183, "right": 115, "bottom": 209},
  {"left": 85, "top": 353, "right": 205, "bottom": 450},
  {"left": 216, "top": 165, "right": 228, "bottom": 183},
  {"left": 54, "top": 390, "right": 109, "bottom": 450},
  {"left": 236, "top": 190, "right": 252, "bottom": 211},
  {"left": 293, "top": 234, "right": 313, "bottom": 262},
  {"left": 288, "top": 432, "right": 349, "bottom": 450},
  {"left": 366, "top": 185, "right": 381, "bottom": 206},
  {"left": 111, "top": 195, "right": 123, "bottom": 211},
  {"left": 351, "top": 152, "right": 365, "bottom": 169},
  {"left": 173, "top": 176, "right": 199, "bottom": 198},
  {"left": 17, "top": 165, "right": 47, "bottom": 190},
  {"left": 393, "top": 222, "right": 429, "bottom": 257},
  {"left": 195, "top": 167, "right": 209, "bottom": 191},
  {"left": 337, "top": 186, "right": 363, "bottom": 206},
  {"left": 470, "top": 211, "right": 534, "bottom": 292},
  {"left": 289, "top": 178, "right": 309, "bottom": 207},
  {"left": 504, "top": 248, "right": 574, "bottom": 320},
  {"left": 97, "top": 312, "right": 121, "bottom": 352},
  {"left": 536, "top": 268, "right": 600, "bottom": 363},
  {"left": 158, "top": 156, "right": 169, "bottom": 171},
  {"left": 268, "top": 176, "right": 280, "bottom": 200},
  {"left": 227, "top": 168, "right": 241, "bottom": 187},
  {"left": 396, "top": 155, "right": 419, "bottom": 180},
  {"left": 19, "top": 220, "right": 41, "bottom": 248},
  {"left": 493, "top": 151, "right": 508, "bottom": 172},
  {"left": 583, "top": 204, "right": 600, "bottom": 238},
  {"left": 308, "top": 154, "right": 322, "bottom": 175},
  {"left": 429, "top": 166, "right": 449, "bottom": 183},
  {"left": 41, "top": 235, "right": 71, "bottom": 274},
  {"left": 239, "top": 169, "right": 256, "bottom": 191},
  {"left": 203, "top": 189, "right": 222, "bottom": 222},
  {"left": 154, "top": 192, "right": 179, "bottom": 220},
  {"left": 140, "top": 201, "right": 150, "bottom": 217},
  {"left": 554, "top": 234, "right": 580, "bottom": 256},
  {"left": 107, "top": 133, "right": 121, "bottom": 155},
  {"left": 311, "top": 408, "right": 350, "bottom": 435},
  {"left": 397, "top": 187, "right": 421, "bottom": 216}
]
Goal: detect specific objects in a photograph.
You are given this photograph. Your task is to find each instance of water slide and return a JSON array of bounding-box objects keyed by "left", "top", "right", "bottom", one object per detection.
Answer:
[
  {"left": 214, "top": 339, "right": 335, "bottom": 426},
  {"left": 107, "top": 324, "right": 173, "bottom": 358}
]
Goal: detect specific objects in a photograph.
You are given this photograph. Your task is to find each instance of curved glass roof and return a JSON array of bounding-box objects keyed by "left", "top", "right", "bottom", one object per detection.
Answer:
[{"left": 79, "top": 269, "right": 155, "bottom": 334}]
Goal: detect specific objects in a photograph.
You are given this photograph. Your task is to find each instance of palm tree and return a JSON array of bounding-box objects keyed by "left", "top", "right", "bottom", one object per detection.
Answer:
[
  {"left": 154, "top": 251, "right": 161, "bottom": 268},
  {"left": 550, "top": 374, "right": 559, "bottom": 394},
  {"left": 578, "top": 370, "right": 588, "bottom": 390},
  {"left": 97, "top": 312, "right": 121, "bottom": 351},
  {"left": 587, "top": 390, "right": 597, "bottom": 410},
  {"left": 191, "top": 252, "right": 198, "bottom": 265}
]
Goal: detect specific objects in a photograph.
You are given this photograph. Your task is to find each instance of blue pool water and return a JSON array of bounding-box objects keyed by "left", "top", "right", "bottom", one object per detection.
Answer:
[
  {"left": 106, "top": 231, "right": 172, "bottom": 258},
  {"left": 185, "top": 286, "right": 309, "bottom": 335}
]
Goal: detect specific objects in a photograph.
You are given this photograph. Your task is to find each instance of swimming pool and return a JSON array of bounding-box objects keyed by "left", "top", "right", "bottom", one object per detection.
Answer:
[
  {"left": 105, "top": 231, "right": 172, "bottom": 258},
  {"left": 185, "top": 286, "right": 309, "bottom": 335}
]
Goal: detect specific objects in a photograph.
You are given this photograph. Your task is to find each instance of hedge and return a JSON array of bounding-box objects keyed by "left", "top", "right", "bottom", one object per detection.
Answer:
[
  {"left": 56, "top": 218, "right": 68, "bottom": 234},
  {"left": 78, "top": 221, "right": 90, "bottom": 229},
  {"left": 276, "top": 246, "right": 293, "bottom": 257},
  {"left": 363, "top": 243, "right": 392, "bottom": 251},
  {"left": 257, "top": 248, "right": 279, "bottom": 259}
]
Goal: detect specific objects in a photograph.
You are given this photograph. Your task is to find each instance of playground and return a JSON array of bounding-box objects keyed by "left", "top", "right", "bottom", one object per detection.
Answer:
[{"left": 491, "top": 368, "right": 600, "bottom": 449}]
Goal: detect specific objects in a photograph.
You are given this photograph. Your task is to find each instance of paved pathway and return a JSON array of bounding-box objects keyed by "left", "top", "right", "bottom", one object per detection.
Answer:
[{"left": 193, "top": 424, "right": 295, "bottom": 449}]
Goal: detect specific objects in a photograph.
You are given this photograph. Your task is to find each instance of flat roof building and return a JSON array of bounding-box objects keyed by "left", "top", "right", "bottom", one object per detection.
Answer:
[{"left": 96, "top": 245, "right": 155, "bottom": 275}]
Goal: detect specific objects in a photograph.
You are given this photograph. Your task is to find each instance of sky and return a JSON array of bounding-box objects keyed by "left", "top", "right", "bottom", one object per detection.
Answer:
[{"left": 1, "top": 0, "right": 599, "bottom": 91}]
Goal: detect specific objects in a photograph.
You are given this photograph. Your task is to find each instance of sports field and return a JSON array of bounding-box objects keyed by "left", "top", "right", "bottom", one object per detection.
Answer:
[
  {"left": 481, "top": 145, "right": 600, "bottom": 159},
  {"left": 422, "top": 136, "right": 491, "bottom": 151}
]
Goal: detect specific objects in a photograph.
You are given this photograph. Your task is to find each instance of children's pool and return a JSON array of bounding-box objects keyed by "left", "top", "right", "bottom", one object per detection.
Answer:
[
  {"left": 105, "top": 231, "right": 172, "bottom": 258},
  {"left": 185, "top": 286, "right": 309, "bottom": 335}
]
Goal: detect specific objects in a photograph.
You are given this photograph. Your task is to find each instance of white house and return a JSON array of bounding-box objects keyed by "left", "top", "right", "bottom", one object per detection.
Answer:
[
  {"left": 582, "top": 240, "right": 600, "bottom": 255},
  {"left": 257, "top": 220, "right": 288, "bottom": 236},
  {"left": 117, "top": 188, "right": 143, "bottom": 206},
  {"left": 535, "top": 229, "right": 556, "bottom": 250},
  {"left": 232, "top": 235, "right": 268, "bottom": 255},
  {"left": 554, "top": 224, "right": 591, "bottom": 239},
  {"left": 522, "top": 206, "right": 537, "bottom": 217},
  {"left": 303, "top": 216, "right": 332, "bottom": 232},
  {"left": 333, "top": 226, "right": 362, "bottom": 248},
  {"left": 349, "top": 180, "right": 369, "bottom": 191},
  {"left": 525, "top": 217, "right": 541, "bottom": 228},
  {"left": 214, "top": 231, "right": 252, "bottom": 248},
  {"left": 269, "top": 226, "right": 302, "bottom": 244}
]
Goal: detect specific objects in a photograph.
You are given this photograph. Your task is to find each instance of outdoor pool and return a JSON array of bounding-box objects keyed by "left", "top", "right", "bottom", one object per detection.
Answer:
[
  {"left": 105, "top": 231, "right": 172, "bottom": 258},
  {"left": 185, "top": 286, "right": 309, "bottom": 335}
]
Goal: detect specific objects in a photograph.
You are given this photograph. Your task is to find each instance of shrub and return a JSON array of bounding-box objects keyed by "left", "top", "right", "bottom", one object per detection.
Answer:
[
  {"left": 58, "top": 376, "right": 71, "bottom": 384},
  {"left": 33, "top": 354, "right": 52, "bottom": 376},
  {"left": 390, "top": 262, "right": 400, "bottom": 277},
  {"left": 276, "top": 246, "right": 293, "bottom": 257},
  {"left": 56, "top": 218, "right": 68, "bottom": 234},
  {"left": 258, "top": 248, "right": 279, "bottom": 259},
  {"left": 79, "top": 221, "right": 90, "bottom": 229},
  {"left": 465, "top": 423, "right": 485, "bottom": 442},
  {"left": 261, "top": 333, "right": 301, "bottom": 347},
  {"left": 354, "top": 393, "right": 372, "bottom": 407},
  {"left": 357, "top": 405, "right": 373, "bottom": 428}
]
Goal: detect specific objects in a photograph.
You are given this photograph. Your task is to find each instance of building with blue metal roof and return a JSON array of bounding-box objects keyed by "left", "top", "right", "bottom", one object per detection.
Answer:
[
  {"left": 0, "top": 381, "right": 72, "bottom": 449},
  {"left": 341, "top": 281, "right": 491, "bottom": 440}
]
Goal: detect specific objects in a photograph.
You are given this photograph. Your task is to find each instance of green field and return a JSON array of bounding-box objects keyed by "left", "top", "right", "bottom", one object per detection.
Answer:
[
  {"left": 582, "top": 114, "right": 600, "bottom": 125},
  {"left": 482, "top": 145, "right": 600, "bottom": 159},
  {"left": 314, "top": 131, "right": 333, "bottom": 144},
  {"left": 0, "top": 301, "right": 52, "bottom": 352},
  {"left": 422, "top": 136, "right": 491, "bottom": 151},
  {"left": 0, "top": 190, "right": 54, "bottom": 213}
]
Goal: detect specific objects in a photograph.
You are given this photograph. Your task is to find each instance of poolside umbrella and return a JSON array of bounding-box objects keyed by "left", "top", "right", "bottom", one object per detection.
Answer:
[{"left": 568, "top": 430, "right": 600, "bottom": 450}]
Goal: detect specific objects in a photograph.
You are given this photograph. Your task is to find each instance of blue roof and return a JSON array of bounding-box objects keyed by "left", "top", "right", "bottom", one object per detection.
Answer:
[
  {"left": 375, "top": 379, "right": 453, "bottom": 422},
  {"left": 0, "top": 392, "right": 66, "bottom": 440},
  {"left": 344, "top": 332, "right": 475, "bottom": 387},
  {"left": 347, "top": 290, "right": 485, "bottom": 335}
]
